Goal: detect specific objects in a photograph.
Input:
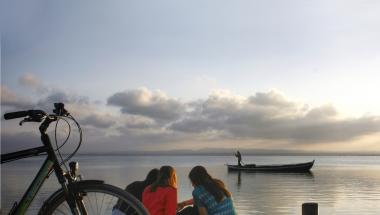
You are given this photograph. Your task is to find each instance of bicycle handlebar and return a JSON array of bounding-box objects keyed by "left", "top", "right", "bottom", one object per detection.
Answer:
[
  {"left": 4, "top": 111, "right": 29, "bottom": 120},
  {"left": 4, "top": 110, "right": 47, "bottom": 120},
  {"left": 4, "top": 103, "right": 69, "bottom": 121}
]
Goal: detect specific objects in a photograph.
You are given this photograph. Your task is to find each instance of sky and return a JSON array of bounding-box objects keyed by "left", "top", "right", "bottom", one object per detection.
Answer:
[{"left": 1, "top": 0, "right": 380, "bottom": 154}]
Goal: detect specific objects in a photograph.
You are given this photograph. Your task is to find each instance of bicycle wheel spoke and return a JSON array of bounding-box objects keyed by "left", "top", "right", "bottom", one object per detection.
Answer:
[
  {"left": 52, "top": 201, "right": 70, "bottom": 214},
  {"left": 105, "top": 195, "right": 115, "bottom": 214},
  {"left": 95, "top": 192, "right": 99, "bottom": 214},
  {"left": 99, "top": 193, "right": 106, "bottom": 214},
  {"left": 84, "top": 193, "right": 97, "bottom": 215},
  {"left": 53, "top": 207, "right": 68, "bottom": 215},
  {"left": 61, "top": 202, "right": 70, "bottom": 214}
]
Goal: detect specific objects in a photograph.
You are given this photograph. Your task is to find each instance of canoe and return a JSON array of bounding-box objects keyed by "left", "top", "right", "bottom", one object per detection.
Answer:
[{"left": 227, "top": 160, "right": 314, "bottom": 172}]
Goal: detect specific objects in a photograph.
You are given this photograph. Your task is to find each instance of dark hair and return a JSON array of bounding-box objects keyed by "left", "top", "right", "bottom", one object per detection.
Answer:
[
  {"left": 189, "top": 166, "right": 231, "bottom": 202},
  {"left": 144, "top": 168, "right": 159, "bottom": 185},
  {"left": 150, "top": 166, "right": 176, "bottom": 192}
]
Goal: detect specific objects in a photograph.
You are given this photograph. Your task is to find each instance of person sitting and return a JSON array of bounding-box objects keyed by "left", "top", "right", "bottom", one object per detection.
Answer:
[
  {"left": 188, "top": 166, "right": 237, "bottom": 215},
  {"left": 142, "top": 166, "right": 178, "bottom": 215},
  {"left": 113, "top": 168, "right": 159, "bottom": 214},
  {"left": 125, "top": 168, "right": 159, "bottom": 201}
]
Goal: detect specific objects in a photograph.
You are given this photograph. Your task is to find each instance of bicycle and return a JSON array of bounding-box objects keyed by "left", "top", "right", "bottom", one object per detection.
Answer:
[{"left": 1, "top": 103, "right": 149, "bottom": 215}]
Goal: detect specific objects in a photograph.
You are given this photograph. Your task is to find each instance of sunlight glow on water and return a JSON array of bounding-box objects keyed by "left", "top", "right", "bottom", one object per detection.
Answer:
[{"left": 2, "top": 155, "right": 380, "bottom": 214}]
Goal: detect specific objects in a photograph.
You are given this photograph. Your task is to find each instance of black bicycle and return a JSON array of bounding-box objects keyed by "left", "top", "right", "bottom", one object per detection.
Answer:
[{"left": 1, "top": 103, "right": 149, "bottom": 215}]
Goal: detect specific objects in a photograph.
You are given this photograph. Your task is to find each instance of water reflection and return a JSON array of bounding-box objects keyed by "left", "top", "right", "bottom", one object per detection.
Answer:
[
  {"left": 227, "top": 170, "right": 316, "bottom": 214},
  {"left": 235, "top": 171, "right": 314, "bottom": 189},
  {"left": 230, "top": 171, "right": 315, "bottom": 187},
  {"left": 2, "top": 156, "right": 380, "bottom": 215}
]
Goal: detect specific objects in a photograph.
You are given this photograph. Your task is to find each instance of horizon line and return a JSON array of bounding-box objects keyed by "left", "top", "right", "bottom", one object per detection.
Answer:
[{"left": 75, "top": 151, "right": 380, "bottom": 156}]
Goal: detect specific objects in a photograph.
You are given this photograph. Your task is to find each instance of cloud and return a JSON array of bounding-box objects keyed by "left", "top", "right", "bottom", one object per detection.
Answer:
[
  {"left": 170, "top": 90, "right": 380, "bottom": 144},
  {"left": 1, "top": 81, "right": 113, "bottom": 137},
  {"left": 248, "top": 90, "right": 296, "bottom": 108},
  {"left": 169, "top": 118, "right": 216, "bottom": 133},
  {"left": 108, "top": 88, "right": 185, "bottom": 121},
  {"left": 17, "top": 73, "right": 89, "bottom": 109},
  {"left": 0, "top": 85, "right": 33, "bottom": 109},
  {"left": 305, "top": 104, "right": 338, "bottom": 120},
  {"left": 36, "top": 91, "right": 90, "bottom": 111},
  {"left": 120, "top": 115, "right": 156, "bottom": 129},
  {"left": 18, "top": 73, "right": 45, "bottom": 90},
  {"left": 2, "top": 80, "right": 380, "bottom": 153},
  {"left": 81, "top": 114, "right": 115, "bottom": 128},
  {"left": 285, "top": 116, "right": 380, "bottom": 143},
  {"left": 2, "top": 73, "right": 89, "bottom": 111}
]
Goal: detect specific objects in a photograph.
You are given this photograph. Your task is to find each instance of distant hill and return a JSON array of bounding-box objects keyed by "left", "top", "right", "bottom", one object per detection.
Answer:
[{"left": 78, "top": 148, "right": 380, "bottom": 156}]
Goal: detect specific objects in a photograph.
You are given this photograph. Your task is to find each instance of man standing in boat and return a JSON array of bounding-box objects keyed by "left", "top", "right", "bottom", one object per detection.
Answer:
[{"left": 235, "top": 151, "right": 242, "bottom": 166}]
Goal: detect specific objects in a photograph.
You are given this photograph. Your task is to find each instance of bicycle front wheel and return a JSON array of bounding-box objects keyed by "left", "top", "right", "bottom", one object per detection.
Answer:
[{"left": 39, "top": 180, "right": 149, "bottom": 215}]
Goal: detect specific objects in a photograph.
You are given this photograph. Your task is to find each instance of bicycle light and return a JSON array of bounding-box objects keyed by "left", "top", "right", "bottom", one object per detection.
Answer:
[{"left": 69, "top": 161, "right": 79, "bottom": 177}]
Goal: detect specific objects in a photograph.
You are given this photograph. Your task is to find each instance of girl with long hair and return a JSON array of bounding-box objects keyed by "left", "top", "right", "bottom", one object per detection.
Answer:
[
  {"left": 142, "top": 166, "right": 178, "bottom": 215},
  {"left": 187, "top": 166, "right": 236, "bottom": 215}
]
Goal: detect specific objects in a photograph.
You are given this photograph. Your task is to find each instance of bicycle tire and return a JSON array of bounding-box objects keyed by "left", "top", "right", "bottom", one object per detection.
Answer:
[{"left": 38, "top": 180, "right": 149, "bottom": 215}]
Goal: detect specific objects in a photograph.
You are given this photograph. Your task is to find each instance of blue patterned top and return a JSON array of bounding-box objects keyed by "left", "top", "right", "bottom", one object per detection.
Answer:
[{"left": 192, "top": 185, "right": 237, "bottom": 215}]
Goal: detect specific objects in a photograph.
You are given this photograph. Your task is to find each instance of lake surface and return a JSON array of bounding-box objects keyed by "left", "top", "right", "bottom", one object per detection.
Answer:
[{"left": 2, "top": 155, "right": 380, "bottom": 214}]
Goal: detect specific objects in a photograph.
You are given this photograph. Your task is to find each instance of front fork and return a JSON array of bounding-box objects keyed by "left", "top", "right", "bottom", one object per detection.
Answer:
[
  {"left": 41, "top": 129, "right": 86, "bottom": 215},
  {"left": 63, "top": 161, "right": 88, "bottom": 215}
]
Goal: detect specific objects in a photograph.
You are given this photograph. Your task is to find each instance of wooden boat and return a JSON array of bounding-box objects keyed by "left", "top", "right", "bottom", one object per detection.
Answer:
[{"left": 227, "top": 160, "right": 314, "bottom": 172}]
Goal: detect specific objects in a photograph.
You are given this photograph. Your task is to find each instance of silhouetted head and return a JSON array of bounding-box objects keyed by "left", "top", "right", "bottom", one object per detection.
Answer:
[
  {"left": 144, "top": 168, "right": 159, "bottom": 184},
  {"left": 189, "top": 166, "right": 211, "bottom": 186},
  {"left": 150, "top": 166, "right": 177, "bottom": 191},
  {"left": 189, "top": 165, "right": 231, "bottom": 202}
]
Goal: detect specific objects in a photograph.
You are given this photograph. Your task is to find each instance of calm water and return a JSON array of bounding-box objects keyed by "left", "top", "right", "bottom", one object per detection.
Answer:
[{"left": 2, "top": 155, "right": 380, "bottom": 214}]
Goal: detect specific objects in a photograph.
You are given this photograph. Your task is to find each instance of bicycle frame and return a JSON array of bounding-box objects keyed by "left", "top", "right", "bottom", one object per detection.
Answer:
[
  {"left": 2, "top": 148, "right": 54, "bottom": 214},
  {"left": 1, "top": 117, "right": 78, "bottom": 215}
]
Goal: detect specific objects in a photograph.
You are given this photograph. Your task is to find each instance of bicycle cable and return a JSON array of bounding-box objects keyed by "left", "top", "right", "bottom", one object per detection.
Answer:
[
  {"left": 54, "top": 117, "right": 71, "bottom": 151},
  {"left": 57, "top": 114, "right": 83, "bottom": 167},
  {"left": 54, "top": 116, "right": 71, "bottom": 172},
  {"left": 63, "top": 114, "right": 83, "bottom": 163},
  {"left": 49, "top": 112, "right": 83, "bottom": 171}
]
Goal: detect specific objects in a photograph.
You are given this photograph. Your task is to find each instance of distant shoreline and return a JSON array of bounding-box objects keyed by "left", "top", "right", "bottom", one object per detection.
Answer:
[
  {"left": 75, "top": 152, "right": 380, "bottom": 156},
  {"left": 74, "top": 148, "right": 380, "bottom": 156}
]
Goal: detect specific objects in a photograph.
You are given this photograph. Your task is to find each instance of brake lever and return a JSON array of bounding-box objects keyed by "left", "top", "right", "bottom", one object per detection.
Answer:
[
  {"left": 19, "top": 116, "right": 45, "bottom": 126},
  {"left": 19, "top": 118, "right": 35, "bottom": 126},
  {"left": 19, "top": 119, "right": 27, "bottom": 126}
]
